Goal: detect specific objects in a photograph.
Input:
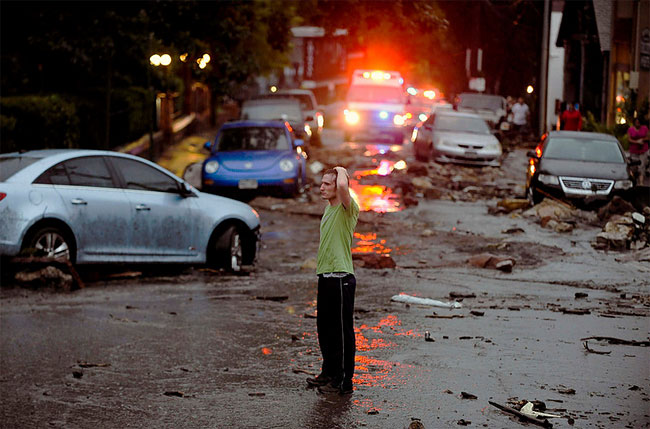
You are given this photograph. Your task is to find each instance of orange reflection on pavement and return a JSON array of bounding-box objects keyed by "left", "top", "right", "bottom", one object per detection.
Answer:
[
  {"left": 261, "top": 347, "right": 272, "bottom": 355},
  {"left": 352, "top": 232, "right": 392, "bottom": 255},
  {"left": 350, "top": 179, "right": 401, "bottom": 213},
  {"left": 354, "top": 354, "right": 403, "bottom": 388}
]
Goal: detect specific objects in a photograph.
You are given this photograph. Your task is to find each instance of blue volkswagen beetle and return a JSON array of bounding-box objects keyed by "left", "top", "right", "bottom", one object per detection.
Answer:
[{"left": 201, "top": 120, "right": 308, "bottom": 200}]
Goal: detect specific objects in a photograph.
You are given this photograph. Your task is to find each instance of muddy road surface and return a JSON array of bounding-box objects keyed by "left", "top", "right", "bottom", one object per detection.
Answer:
[{"left": 2, "top": 130, "right": 649, "bottom": 428}]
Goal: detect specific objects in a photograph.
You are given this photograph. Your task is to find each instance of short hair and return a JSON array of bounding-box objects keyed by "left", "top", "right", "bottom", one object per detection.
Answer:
[{"left": 323, "top": 169, "right": 337, "bottom": 177}]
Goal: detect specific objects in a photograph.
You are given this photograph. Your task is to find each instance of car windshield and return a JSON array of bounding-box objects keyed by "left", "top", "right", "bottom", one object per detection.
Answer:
[
  {"left": 459, "top": 94, "right": 503, "bottom": 112},
  {"left": 347, "top": 86, "right": 403, "bottom": 103},
  {"left": 0, "top": 156, "right": 42, "bottom": 181},
  {"left": 242, "top": 104, "right": 302, "bottom": 122},
  {"left": 543, "top": 138, "right": 625, "bottom": 163},
  {"left": 434, "top": 115, "right": 490, "bottom": 134},
  {"left": 217, "top": 127, "right": 290, "bottom": 151}
]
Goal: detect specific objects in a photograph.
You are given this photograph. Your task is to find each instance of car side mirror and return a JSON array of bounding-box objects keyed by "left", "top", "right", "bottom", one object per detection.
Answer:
[
  {"left": 294, "top": 139, "right": 304, "bottom": 147},
  {"left": 203, "top": 141, "right": 212, "bottom": 151},
  {"left": 305, "top": 115, "right": 314, "bottom": 122},
  {"left": 526, "top": 150, "right": 538, "bottom": 158},
  {"left": 179, "top": 182, "right": 195, "bottom": 197}
]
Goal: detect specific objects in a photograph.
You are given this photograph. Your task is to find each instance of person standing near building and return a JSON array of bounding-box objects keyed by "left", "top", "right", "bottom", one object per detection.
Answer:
[
  {"left": 306, "top": 166, "right": 359, "bottom": 395},
  {"left": 511, "top": 97, "right": 530, "bottom": 137},
  {"left": 627, "top": 118, "right": 649, "bottom": 185},
  {"left": 560, "top": 103, "right": 583, "bottom": 131}
]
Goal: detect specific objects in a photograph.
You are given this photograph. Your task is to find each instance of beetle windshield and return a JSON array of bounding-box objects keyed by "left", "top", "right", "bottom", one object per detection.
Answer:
[
  {"left": 544, "top": 138, "right": 625, "bottom": 163},
  {"left": 217, "top": 127, "right": 290, "bottom": 151}
]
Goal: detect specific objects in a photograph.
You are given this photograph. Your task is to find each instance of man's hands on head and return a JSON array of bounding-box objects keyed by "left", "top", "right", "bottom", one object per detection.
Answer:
[{"left": 334, "top": 166, "right": 351, "bottom": 209}]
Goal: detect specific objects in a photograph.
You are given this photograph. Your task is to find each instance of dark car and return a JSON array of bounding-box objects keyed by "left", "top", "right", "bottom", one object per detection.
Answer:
[{"left": 525, "top": 131, "right": 635, "bottom": 205}]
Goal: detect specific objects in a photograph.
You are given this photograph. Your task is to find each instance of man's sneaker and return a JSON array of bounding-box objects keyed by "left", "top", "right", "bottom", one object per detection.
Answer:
[
  {"left": 340, "top": 379, "right": 353, "bottom": 394},
  {"left": 317, "top": 381, "right": 342, "bottom": 394},
  {"left": 306, "top": 373, "right": 331, "bottom": 387}
]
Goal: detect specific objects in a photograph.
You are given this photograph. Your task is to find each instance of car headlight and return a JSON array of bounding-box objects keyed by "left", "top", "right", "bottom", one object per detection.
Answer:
[
  {"left": 317, "top": 114, "right": 324, "bottom": 129},
  {"left": 344, "top": 109, "right": 360, "bottom": 125},
  {"left": 279, "top": 159, "right": 294, "bottom": 172},
  {"left": 485, "top": 143, "right": 501, "bottom": 151},
  {"left": 304, "top": 124, "right": 312, "bottom": 136},
  {"left": 418, "top": 113, "right": 428, "bottom": 122},
  {"left": 411, "top": 127, "right": 419, "bottom": 143},
  {"left": 614, "top": 180, "right": 633, "bottom": 190},
  {"left": 205, "top": 160, "right": 219, "bottom": 174},
  {"left": 538, "top": 174, "right": 559, "bottom": 185},
  {"left": 393, "top": 114, "right": 405, "bottom": 126}
]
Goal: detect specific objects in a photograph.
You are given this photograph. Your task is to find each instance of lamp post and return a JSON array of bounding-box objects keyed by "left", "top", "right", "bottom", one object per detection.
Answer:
[{"left": 150, "top": 53, "right": 173, "bottom": 156}]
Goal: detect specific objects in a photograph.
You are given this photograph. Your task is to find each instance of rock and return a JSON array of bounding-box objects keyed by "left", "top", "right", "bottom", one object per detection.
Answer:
[
  {"left": 554, "top": 221, "right": 574, "bottom": 233},
  {"left": 632, "top": 212, "right": 646, "bottom": 225},
  {"left": 597, "top": 195, "right": 636, "bottom": 221},
  {"left": 533, "top": 199, "right": 575, "bottom": 221},
  {"left": 496, "top": 260, "right": 514, "bottom": 272},
  {"left": 14, "top": 266, "right": 74, "bottom": 290},
  {"left": 301, "top": 257, "right": 317, "bottom": 271},
  {"left": 411, "top": 176, "right": 434, "bottom": 190},
  {"left": 467, "top": 253, "right": 516, "bottom": 271},
  {"left": 353, "top": 253, "right": 396, "bottom": 269},
  {"left": 407, "top": 164, "right": 428, "bottom": 176},
  {"left": 420, "top": 229, "right": 435, "bottom": 237},
  {"left": 497, "top": 198, "right": 531, "bottom": 213}
]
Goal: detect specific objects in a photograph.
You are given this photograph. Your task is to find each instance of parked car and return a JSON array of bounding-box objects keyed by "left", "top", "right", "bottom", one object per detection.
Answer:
[
  {"left": 455, "top": 92, "right": 507, "bottom": 129},
  {"left": 412, "top": 110, "right": 502, "bottom": 166},
  {"left": 257, "top": 89, "right": 324, "bottom": 146},
  {"left": 241, "top": 98, "right": 311, "bottom": 147},
  {"left": 0, "top": 150, "right": 260, "bottom": 272},
  {"left": 525, "top": 131, "right": 636, "bottom": 205},
  {"left": 201, "top": 120, "right": 307, "bottom": 200}
]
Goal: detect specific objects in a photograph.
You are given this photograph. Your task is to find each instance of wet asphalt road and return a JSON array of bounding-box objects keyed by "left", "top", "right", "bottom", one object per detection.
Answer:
[{"left": 1, "top": 129, "right": 649, "bottom": 428}]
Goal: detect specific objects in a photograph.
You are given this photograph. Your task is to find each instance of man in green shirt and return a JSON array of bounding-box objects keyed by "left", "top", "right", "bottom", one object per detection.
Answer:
[{"left": 306, "top": 166, "right": 359, "bottom": 395}]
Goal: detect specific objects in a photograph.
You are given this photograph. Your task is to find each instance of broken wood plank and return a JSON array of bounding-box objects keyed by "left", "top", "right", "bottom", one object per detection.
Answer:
[
  {"left": 579, "top": 336, "right": 650, "bottom": 347},
  {"left": 488, "top": 401, "right": 553, "bottom": 428},
  {"left": 583, "top": 341, "right": 611, "bottom": 355}
]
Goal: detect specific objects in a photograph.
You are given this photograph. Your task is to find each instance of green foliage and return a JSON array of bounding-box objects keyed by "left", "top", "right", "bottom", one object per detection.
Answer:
[
  {"left": 0, "top": 95, "right": 80, "bottom": 153},
  {"left": 583, "top": 111, "right": 630, "bottom": 150}
]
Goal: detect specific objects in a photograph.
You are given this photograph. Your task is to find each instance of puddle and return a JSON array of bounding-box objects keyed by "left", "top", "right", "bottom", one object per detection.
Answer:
[{"left": 352, "top": 232, "right": 392, "bottom": 255}]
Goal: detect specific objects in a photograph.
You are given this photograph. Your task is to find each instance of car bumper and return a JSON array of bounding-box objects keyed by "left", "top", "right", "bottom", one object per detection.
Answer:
[
  {"left": 433, "top": 146, "right": 501, "bottom": 167},
  {"left": 202, "top": 172, "right": 299, "bottom": 195}
]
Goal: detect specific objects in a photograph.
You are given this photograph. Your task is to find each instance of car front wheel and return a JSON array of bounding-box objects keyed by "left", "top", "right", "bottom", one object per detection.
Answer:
[
  {"left": 527, "top": 185, "right": 543, "bottom": 205},
  {"left": 213, "top": 225, "right": 243, "bottom": 272}
]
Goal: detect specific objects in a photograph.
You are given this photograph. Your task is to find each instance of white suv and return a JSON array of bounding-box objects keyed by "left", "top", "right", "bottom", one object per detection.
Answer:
[{"left": 263, "top": 89, "right": 324, "bottom": 146}]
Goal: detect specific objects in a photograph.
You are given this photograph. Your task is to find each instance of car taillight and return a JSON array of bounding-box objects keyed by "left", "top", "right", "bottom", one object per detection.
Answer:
[
  {"left": 0, "top": 193, "right": 6, "bottom": 202},
  {"left": 534, "top": 143, "right": 543, "bottom": 158}
]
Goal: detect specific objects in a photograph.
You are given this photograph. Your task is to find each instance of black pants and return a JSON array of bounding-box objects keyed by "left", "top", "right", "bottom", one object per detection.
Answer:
[{"left": 316, "top": 274, "right": 356, "bottom": 383}]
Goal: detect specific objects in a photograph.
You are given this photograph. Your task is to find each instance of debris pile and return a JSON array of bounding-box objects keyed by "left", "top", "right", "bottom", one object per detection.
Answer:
[{"left": 593, "top": 206, "right": 650, "bottom": 251}]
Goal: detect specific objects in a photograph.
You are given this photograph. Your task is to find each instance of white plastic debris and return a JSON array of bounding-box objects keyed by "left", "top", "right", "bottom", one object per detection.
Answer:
[
  {"left": 520, "top": 402, "right": 562, "bottom": 419},
  {"left": 391, "top": 294, "right": 462, "bottom": 309},
  {"left": 309, "top": 161, "right": 325, "bottom": 175}
]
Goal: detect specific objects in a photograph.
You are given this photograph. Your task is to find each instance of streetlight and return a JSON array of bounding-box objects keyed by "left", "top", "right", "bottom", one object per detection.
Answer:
[
  {"left": 527, "top": 85, "right": 534, "bottom": 94},
  {"left": 150, "top": 52, "right": 174, "bottom": 155}
]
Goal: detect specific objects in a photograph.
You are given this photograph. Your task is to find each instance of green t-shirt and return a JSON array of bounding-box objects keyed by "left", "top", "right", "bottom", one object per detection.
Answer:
[{"left": 316, "top": 198, "right": 360, "bottom": 275}]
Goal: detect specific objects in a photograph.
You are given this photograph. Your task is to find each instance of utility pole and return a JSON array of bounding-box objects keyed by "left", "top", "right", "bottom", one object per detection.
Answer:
[{"left": 539, "top": 0, "right": 550, "bottom": 135}]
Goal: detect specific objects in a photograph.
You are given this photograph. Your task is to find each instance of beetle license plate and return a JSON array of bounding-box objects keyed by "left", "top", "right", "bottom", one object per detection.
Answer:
[
  {"left": 465, "top": 150, "right": 478, "bottom": 158},
  {"left": 238, "top": 179, "right": 258, "bottom": 189}
]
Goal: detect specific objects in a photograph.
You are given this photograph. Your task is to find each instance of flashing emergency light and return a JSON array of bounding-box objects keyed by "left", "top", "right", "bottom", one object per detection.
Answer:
[
  {"left": 344, "top": 109, "right": 360, "bottom": 125},
  {"left": 379, "top": 111, "right": 389, "bottom": 119}
]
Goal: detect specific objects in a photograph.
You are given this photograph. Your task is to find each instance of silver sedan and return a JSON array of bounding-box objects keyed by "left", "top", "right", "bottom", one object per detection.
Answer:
[
  {"left": 412, "top": 110, "right": 502, "bottom": 167},
  {"left": 0, "top": 150, "right": 260, "bottom": 271}
]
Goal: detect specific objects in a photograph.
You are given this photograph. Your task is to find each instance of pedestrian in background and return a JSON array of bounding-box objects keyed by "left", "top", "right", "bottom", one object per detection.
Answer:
[
  {"left": 306, "top": 166, "right": 359, "bottom": 395},
  {"left": 627, "top": 118, "right": 649, "bottom": 185},
  {"left": 560, "top": 102, "right": 582, "bottom": 131},
  {"left": 511, "top": 97, "right": 530, "bottom": 134}
]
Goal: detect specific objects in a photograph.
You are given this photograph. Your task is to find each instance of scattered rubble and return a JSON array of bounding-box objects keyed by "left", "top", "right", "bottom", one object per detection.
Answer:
[
  {"left": 593, "top": 211, "right": 649, "bottom": 251},
  {"left": 467, "top": 253, "right": 516, "bottom": 272},
  {"left": 353, "top": 253, "right": 396, "bottom": 269}
]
